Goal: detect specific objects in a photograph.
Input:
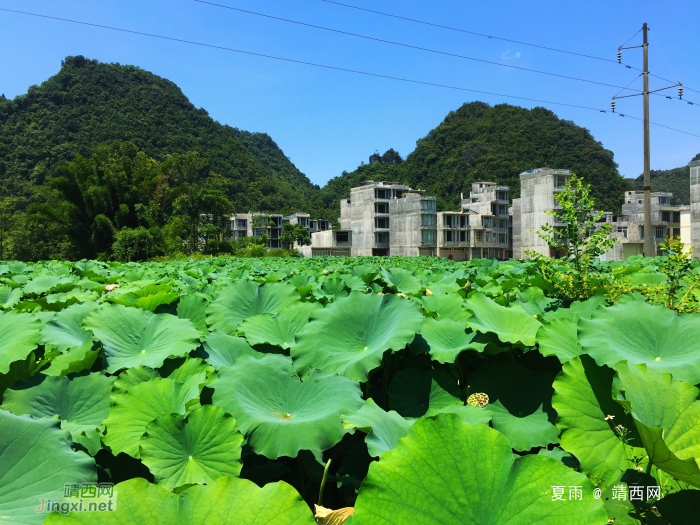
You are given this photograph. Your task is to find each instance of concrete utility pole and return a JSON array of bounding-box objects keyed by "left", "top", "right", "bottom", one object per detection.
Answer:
[
  {"left": 614, "top": 23, "right": 681, "bottom": 256},
  {"left": 642, "top": 22, "right": 652, "bottom": 256}
]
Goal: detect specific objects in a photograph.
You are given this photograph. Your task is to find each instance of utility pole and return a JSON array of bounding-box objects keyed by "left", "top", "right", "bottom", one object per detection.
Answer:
[
  {"left": 642, "top": 22, "right": 651, "bottom": 257},
  {"left": 613, "top": 23, "right": 682, "bottom": 257}
]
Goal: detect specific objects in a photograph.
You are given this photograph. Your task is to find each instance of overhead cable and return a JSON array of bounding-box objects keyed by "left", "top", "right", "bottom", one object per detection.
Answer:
[{"left": 0, "top": 7, "right": 697, "bottom": 139}]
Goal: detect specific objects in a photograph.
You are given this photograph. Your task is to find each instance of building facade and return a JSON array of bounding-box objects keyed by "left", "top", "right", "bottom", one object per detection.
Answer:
[
  {"left": 690, "top": 160, "right": 700, "bottom": 258},
  {"left": 602, "top": 191, "right": 681, "bottom": 259},
  {"left": 512, "top": 168, "right": 572, "bottom": 259},
  {"left": 338, "top": 181, "right": 437, "bottom": 256}
]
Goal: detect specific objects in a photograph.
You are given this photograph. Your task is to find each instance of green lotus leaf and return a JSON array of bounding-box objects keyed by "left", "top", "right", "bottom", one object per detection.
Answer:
[
  {"left": 552, "top": 356, "right": 641, "bottom": 489},
  {"left": 511, "top": 286, "right": 555, "bottom": 316},
  {"left": 102, "top": 376, "right": 201, "bottom": 458},
  {"left": 2, "top": 372, "right": 114, "bottom": 455},
  {"left": 206, "top": 281, "right": 300, "bottom": 335},
  {"left": 380, "top": 267, "right": 421, "bottom": 295},
  {"left": 111, "top": 366, "right": 160, "bottom": 397},
  {"left": 105, "top": 283, "right": 179, "bottom": 312},
  {"left": 420, "top": 317, "right": 485, "bottom": 363},
  {"left": 292, "top": 292, "right": 423, "bottom": 382},
  {"left": 543, "top": 296, "right": 606, "bottom": 322},
  {"left": 201, "top": 330, "right": 264, "bottom": 369},
  {"left": 425, "top": 402, "right": 493, "bottom": 425},
  {"left": 536, "top": 318, "right": 582, "bottom": 363},
  {"left": 140, "top": 405, "right": 244, "bottom": 490},
  {"left": 0, "top": 310, "right": 41, "bottom": 375},
  {"left": 489, "top": 401, "right": 559, "bottom": 452},
  {"left": 40, "top": 302, "right": 98, "bottom": 353},
  {"left": 0, "top": 410, "right": 96, "bottom": 524},
  {"left": 388, "top": 368, "right": 462, "bottom": 418},
  {"left": 43, "top": 339, "right": 100, "bottom": 378},
  {"left": 353, "top": 414, "right": 607, "bottom": 524},
  {"left": 212, "top": 354, "right": 363, "bottom": 459},
  {"left": 465, "top": 292, "right": 541, "bottom": 346},
  {"left": 160, "top": 357, "right": 212, "bottom": 394},
  {"left": 0, "top": 284, "right": 23, "bottom": 309},
  {"left": 0, "top": 351, "right": 42, "bottom": 399},
  {"left": 43, "top": 476, "right": 314, "bottom": 525},
  {"left": 239, "top": 302, "right": 322, "bottom": 349},
  {"left": 23, "top": 275, "right": 74, "bottom": 296},
  {"left": 613, "top": 361, "right": 700, "bottom": 488},
  {"left": 313, "top": 278, "right": 350, "bottom": 301},
  {"left": 578, "top": 301, "right": 700, "bottom": 384},
  {"left": 419, "top": 292, "right": 471, "bottom": 322},
  {"left": 83, "top": 304, "right": 200, "bottom": 373},
  {"left": 341, "top": 398, "right": 414, "bottom": 458},
  {"left": 537, "top": 447, "right": 574, "bottom": 464},
  {"left": 174, "top": 294, "right": 207, "bottom": 334}
]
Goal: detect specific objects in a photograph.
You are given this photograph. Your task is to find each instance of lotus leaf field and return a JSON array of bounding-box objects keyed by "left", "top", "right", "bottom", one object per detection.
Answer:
[{"left": 1, "top": 256, "right": 699, "bottom": 524}]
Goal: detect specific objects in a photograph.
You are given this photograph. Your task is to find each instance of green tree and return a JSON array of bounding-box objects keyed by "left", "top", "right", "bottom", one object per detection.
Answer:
[
  {"left": 280, "top": 223, "right": 311, "bottom": 250},
  {"left": 112, "top": 227, "right": 160, "bottom": 262}
]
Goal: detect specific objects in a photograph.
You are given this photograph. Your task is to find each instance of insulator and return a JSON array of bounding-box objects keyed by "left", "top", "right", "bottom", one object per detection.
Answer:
[
  {"left": 617, "top": 51, "right": 622, "bottom": 62},
  {"left": 679, "top": 86, "right": 684, "bottom": 99},
  {"left": 611, "top": 100, "right": 616, "bottom": 112}
]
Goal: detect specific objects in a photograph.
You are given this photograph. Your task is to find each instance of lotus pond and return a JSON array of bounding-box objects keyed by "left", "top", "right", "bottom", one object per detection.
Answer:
[{"left": 1, "top": 256, "right": 699, "bottom": 524}]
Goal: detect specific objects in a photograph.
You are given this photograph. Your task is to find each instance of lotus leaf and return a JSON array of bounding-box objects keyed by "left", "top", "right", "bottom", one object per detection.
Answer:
[
  {"left": 200, "top": 330, "right": 264, "bottom": 369},
  {"left": 0, "top": 284, "right": 22, "bottom": 309},
  {"left": 420, "top": 317, "right": 484, "bottom": 363},
  {"left": 2, "top": 372, "right": 114, "bottom": 455},
  {"left": 353, "top": 414, "right": 607, "bottom": 524},
  {"left": 239, "top": 302, "right": 322, "bottom": 349},
  {"left": 83, "top": 304, "right": 201, "bottom": 373},
  {"left": 105, "top": 283, "right": 179, "bottom": 311},
  {"left": 341, "top": 398, "right": 413, "bottom": 457},
  {"left": 43, "top": 476, "right": 314, "bottom": 524},
  {"left": 102, "top": 376, "right": 201, "bottom": 458},
  {"left": 578, "top": 301, "right": 700, "bottom": 384},
  {"left": 489, "top": 401, "right": 559, "bottom": 452},
  {"left": 418, "top": 292, "right": 471, "bottom": 322},
  {"left": 176, "top": 294, "right": 208, "bottom": 334},
  {"left": 0, "top": 310, "right": 41, "bottom": 375},
  {"left": 380, "top": 267, "right": 421, "bottom": 295},
  {"left": 206, "top": 281, "right": 300, "bottom": 334},
  {"left": 613, "top": 361, "right": 700, "bottom": 488},
  {"left": 292, "top": 292, "right": 423, "bottom": 382},
  {"left": 212, "top": 354, "right": 363, "bottom": 459},
  {"left": 0, "top": 410, "right": 96, "bottom": 524},
  {"left": 40, "top": 302, "right": 97, "bottom": 353},
  {"left": 140, "top": 405, "right": 244, "bottom": 490},
  {"left": 465, "top": 292, "right": 541, "bottom": 346},
  {"left": 23, "top": 275, "right": 74, "bottom": 296},
  {"left": 552, "top": 356, "right": 641, "bottom": 488}
]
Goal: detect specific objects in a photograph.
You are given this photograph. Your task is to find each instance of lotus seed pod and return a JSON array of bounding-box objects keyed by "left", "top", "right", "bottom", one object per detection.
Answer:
[
  {"left": 467, "top": 393, "right": 489, "bottom": 408},
  {"left": 323, "top": 270, "right": 329, "bottom": 276}
]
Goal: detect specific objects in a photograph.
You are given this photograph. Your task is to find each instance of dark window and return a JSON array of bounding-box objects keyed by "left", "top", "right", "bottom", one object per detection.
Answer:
[
  {"left": 375, "top": 218, "right": 389, "bottom": 229},
  {"left": 460, "top": 230, "right": 466, "bottom": 242},
  {"left": 662, "top": 211, "right": 671, "bottom": 222},
  {"left": 336, "top": 231, "right": 349, "bottom": 243},
  {"left": 673, "top": 228, "right": 681, "bottom": 238},
  {"left": 375, "top": 203, "right": 389, "bottom": 213},
  {"left": 673, "top": 212, "right": 680, "bottom": 223},
  {"left": 444, "top": 231, "right": 454, "bottom": 242}
]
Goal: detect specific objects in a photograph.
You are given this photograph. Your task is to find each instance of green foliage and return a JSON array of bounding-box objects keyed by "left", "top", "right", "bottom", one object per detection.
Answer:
[
  {"left": 112, "top": 227, "right": 161, "bottom": 262},
  {"left": 0, "top": 255, "right": 697, "bottom": 522}
]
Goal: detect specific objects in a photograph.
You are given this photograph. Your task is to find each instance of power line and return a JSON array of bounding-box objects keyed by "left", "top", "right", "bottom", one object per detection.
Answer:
[
  {"left": 320, "top": 0, "right": 622, "bottom": 66},
  {"left": 320, "top": 0, "right": 700, "bottom": 99},
  {"left": 195, "top": 0, "right": 645, "bottom": 94},
  {"left": 0, "top": 7, "right": 698, "bottom": 139}
]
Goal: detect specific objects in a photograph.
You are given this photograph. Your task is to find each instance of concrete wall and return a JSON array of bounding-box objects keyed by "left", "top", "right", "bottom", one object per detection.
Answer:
[
  {"left": 690, "top": 161, "right": 700, "bottom": 258},
  {"left": 514, "top": 169, "right": 571, "bottom": 258},
  {"left": 390, "top": 194, "right": 426, "bottom": 256}
]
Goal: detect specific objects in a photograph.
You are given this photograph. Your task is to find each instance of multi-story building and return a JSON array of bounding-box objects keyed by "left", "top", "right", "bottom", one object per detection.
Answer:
[
  {"left": 298, "top": 229, "right": 353, "bottom": 257},
  {"left": 512, "top": 168, "right": 572, "bottom": 259},
  {"left": 228, "top": 212, "right": 284, "bottom": 248},
  {"left": 436, "top": 211, "right": 471, "bottom": 261},
  {"left": 461, "top": 182, "right": 512, "bottom": 260},
  {"left": 338, "top": 181, "right": 436, "bottom": 256},
  {"left": 690, "top": 160, "right": 700, "bottom": 257},
  {"left": 602, "top": 191, "right": 681, "bottom": 259}
]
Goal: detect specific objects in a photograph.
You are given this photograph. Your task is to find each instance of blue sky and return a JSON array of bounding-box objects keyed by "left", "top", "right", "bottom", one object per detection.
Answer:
[{"left": 1, "top": 0, "right": 698, "bottom": 187}]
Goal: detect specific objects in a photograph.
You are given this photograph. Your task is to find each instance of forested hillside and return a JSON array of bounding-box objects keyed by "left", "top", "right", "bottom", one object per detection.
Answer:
[
  {"left": 320, "top": 102, "right": 632, "bottom": 214},
  {"left": 633, "top": 153, "right": 700, "bottom": 205},
  {"left": 0, "top": 55, "right": 317, "bottom": 213}
]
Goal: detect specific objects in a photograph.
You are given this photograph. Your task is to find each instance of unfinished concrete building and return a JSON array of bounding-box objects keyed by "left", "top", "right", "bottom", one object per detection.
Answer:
[
  {"left": 338, "top": 181, "right": 436, "bottom": 256},
  {"left": 229, "top": 212, "right": 285, "bottom": 248},
  {"left": 602, "top": 191, "right": 681, "bottom": 259},
  {"left": 690, "top": 160, "right": 700, "bottom": 257},
  {"left": 436, "top": 211, "right": 471, "bottom": 261},
  {"left": 298, "top": 229, "right": 352, "bottom": 257},
  {"left": 512, "top": 168, "right": 572, "bottom": 259},
  {"left": 461, "top": 182, "right": 512, "bottom": 260}
]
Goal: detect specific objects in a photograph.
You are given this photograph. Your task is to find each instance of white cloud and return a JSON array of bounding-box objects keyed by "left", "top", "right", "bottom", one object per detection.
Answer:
[{"left": 501, "top": 50, "right": 521, "bottom": 60}]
